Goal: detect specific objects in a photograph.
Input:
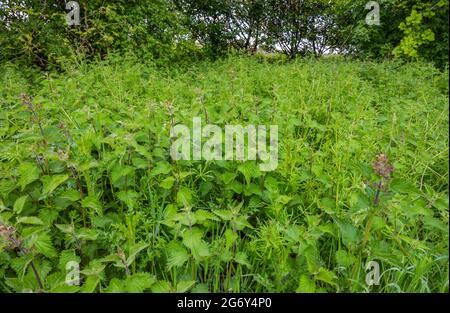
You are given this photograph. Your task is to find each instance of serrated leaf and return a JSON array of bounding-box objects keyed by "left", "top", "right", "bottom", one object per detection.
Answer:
[
  {"left": 315, "top": 268, "right": 337, "bottom": 286},
  {"left": 32, "top": 232, "right": 57, "bottom": 258},
  {"left": 41, "top": 174, "right": 68, "bottom": 195},
  {"left": 176, "top": 280, "right": 195, "bottom": 293},
  {"left": 390, "top": 178, "right": 420, "bottom": 195},
  {"left": 13, "top": 195, "right": 28, "bottom": 214},
  {"left": 17, "top": 216, "right": 44, "bottom": 225},
  {"left": 234, "top": 252, "right": 251, "bottom": 268},
  {"left": 182, "top": 228, "right": 210, "bottom": 260},
  {"left": 296, "top": 275, "right": 316, "bottom": 293},
  {"left": 167, "top": 241, "right": 189, "bottom": 269},
  {"left": 18, "top": 162, "right": 40, "bottom": 190},
  {"left": 126, "top": 242, "right": 148, "bottom": 266},
  {"left": 160, "top": 176, "right": 175, "bottom": 189},
  {"left": 151, "top": 161, "right": 171, "bottom": 176},
  {"left": 125, "top": 273, "right": 155, "bottom": 292}
]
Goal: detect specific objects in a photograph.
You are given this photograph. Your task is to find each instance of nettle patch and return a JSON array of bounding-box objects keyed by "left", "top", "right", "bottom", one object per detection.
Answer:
[{"left": 0, "top": 58, "right": 448, "bottom": 292}]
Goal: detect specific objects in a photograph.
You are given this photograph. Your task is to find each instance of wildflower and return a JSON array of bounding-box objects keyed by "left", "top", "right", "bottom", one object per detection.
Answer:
[
  {"left": 372, "top": 154, "right": 394, "bottom": 179},
  {"left": 0, "top": 223, "right": 23, "bottom": 250}
]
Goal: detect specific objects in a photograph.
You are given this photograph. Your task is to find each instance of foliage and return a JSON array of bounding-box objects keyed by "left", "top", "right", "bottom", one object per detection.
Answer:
[
  {"left": 1, "top": 1, "right": 448, "bottom": 67},
  {"left": 0, "top": 56, "right": 448, "bottom": 292}
]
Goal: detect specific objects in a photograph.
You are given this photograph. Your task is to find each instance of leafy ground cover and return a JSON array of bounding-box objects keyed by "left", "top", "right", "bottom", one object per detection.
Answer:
[{"left": 0, "top": 56, "right": 448, "bottom": 292}]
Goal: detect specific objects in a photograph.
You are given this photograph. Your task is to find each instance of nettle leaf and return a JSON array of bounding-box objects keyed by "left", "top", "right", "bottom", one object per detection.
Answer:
[
  {"left": 0, "top": 179, "right": 16, "bottom": 197},
  {"left": 81, "top": 261, "right": 105, "bottom": 277},
  {"left": 13, "top": 195, "right": 28, "bottom": 214},
  {"left": 51, "top": 284, "right": 80, "bottom": 293},
  {"left": 41, "top": 174, "right": 69, "bottom": 195},
  {"left": 333, "top": 217, "right": 362, "bottom": 247},
  {"left": 10, "top": 254, "right": 33, "bottom": 279},
  {"left": 18, "top": 162, "right": 40, "bottom": 191},
  {"left": 132, "top": 157, "right": 148, "bottom": 169},
  {"left": 194, "top": 210, "right": 220, "bottom": 224},
  {"left": 224, "top": 229, "right": 238, "bottom": 249},
  {"left": 105, "top": 278, "right": 124, "bottom": 293},
  {"left": 111, "top": 165, "right": 134, "bottom": 185},
  {"left": 182, "top": 228, "right": 210, "bottom": 260},
  {"left": 335, "top": 250, "right": 356, "bottom": 268},
  {"left": 125, "top": 273, "right": 156, "bottom": 292},
  {"left": 82, "top": 276, "right": 101, "bottom": 293},
  {"left": 315, "top": 268, "right": 337, "bottom": 286},
  {"left": 77, "top": 228, "right": 98, "bottom": 241},
  {"left": 81, "top": 195, "right": 102, "bottom": 214},
  {"left": 176, "top": 186, "right": 193, "bottom": 207},
  {"left": 221, "top": 172, "right": 237, "bottom": 184},
  {"left": 213, "top": 209, "right": 233, "bottom": 221},
  {"left": 55, "top": 224, "right": 74, "bottom": 234},
  {"left": 228, "top": 181, "right": 244, "bottom": 194},
  {"left": 151, "top": 161, "right": 172, "bottom": 176},
  {"left": 234, "top": 252, "right": 251, "bottom": 268},
  {"left": 167, "top": 241, "right": 189, "bottom": 269},
  {"left": 55, "top": 190, "right": 81, "bottom": 209},
  {"left": 296, "top": 275, "right": 316, "bottom": 293},
  {"left": 30, "top": 232, "right": 57, "bottom": 258},
  {"left": 58, "top": 250, "right": 80, "bottom": 272},
  {"left": 151, "top": 280, "right": 172, "bottom": 293},
  {"left": 126, "top": 242, "right": 149, "bottom": 266},
  {"left": 238, "top": 162, "right": 261, "bottom": 185},
  {"left": 176, "top": 280, "right": 196, "bottom": 293},
  {"left": 117, "top": 190, "right": 139, "bottom": 210},
  {"left": 59, "top": 190, "right": 81, "bottom": 202},
  {"left": 390, "top": 178, "right": 420, "bottom": 195},
  {"left": 160, "top": 176, "right": 176, "bottom": 189},
  {"left": 303, "top": 244, "right": 321, "bottom": 274},
  {"left": 17, "top": 216, "right": 44, "bottom": 225},
  {"left": 264, "top": 176, "right": 279, "bottom": 194},
  {"left": 233, "top": 215, "right": 253, "bottom": 230}
]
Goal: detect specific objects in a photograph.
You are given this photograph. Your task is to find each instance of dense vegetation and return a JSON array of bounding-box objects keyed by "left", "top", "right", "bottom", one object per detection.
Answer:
[
  {"left": 0, "top": 0, "right": 448, "bottom": 294},
  {"left": 1, "top": 0, "right": 449, "bottom": 68},
  {"left": 0, "top": 56, "right": 448, "bottom": 292}
]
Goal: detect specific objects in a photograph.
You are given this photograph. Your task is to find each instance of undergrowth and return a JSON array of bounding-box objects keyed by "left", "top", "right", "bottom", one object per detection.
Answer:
[{"left": 0, "top": 56, "right": 448, "bottom": 292}]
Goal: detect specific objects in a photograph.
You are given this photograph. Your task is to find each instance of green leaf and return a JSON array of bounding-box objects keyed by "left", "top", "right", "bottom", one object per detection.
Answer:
[
  {"left": 182, "top": 228, "right": 210, "bottom": 260},
  {"left": 390, "top": 178, "right": 420, "bottom": 195},
  {"left": 126, "top": 242, "right": 148, "bottom": 266},
  {"left": 213, "top": 209, "right": 233, "bottom": 221},
  {"left": 160, "top": 176, "right": 175, "bottom": 189},
  {"left": 82, "top": 276, "right": 100, "bottom": 293},
  {"left": 296, "top": 275, "right": 316, "bottom": 293},
  {"left": 177, "top": 186, "right": 193, "bottom": 207},
  {"left": 13, "top": 195, "right": 28, "bottom": 214},
  {"left": 238, "top": 162, "right": 260, "bottom": 184},
  {"left": 315, "top": 268, "right": 337, "bottom": 286},
  {"left": 42, "top": 174, "right": 69, "bottom": 195},
  {"left": 151, "top": 280, "right": 172, "bottom": 293},
  {"left": 125, "top": 273, "right": 155, "bottom": 292},
  {"left": 151, "top": 161, "right": 172, "bottom": 176},
  {"left": 333, "top": 217, "right": 362, "bottom": 247},
  {"left": 105, "top": 278, "right": 124, "bottom": 293},
  {"left": 194, "top": 209, "right": 220, "bottom": 224},
  {"left": 166, "top": 241, "right": 189, "bottom": 269},
  {"left": 176, "top": 280, "right": 196, "bottom": 293},
  {"left": 32, "top": 232, "right": 57, "bottom": 258},
  {"left": 234, "top": 252, "right": 251, "bottom": 268},
  {"left": 117, "top": 190, "right": 139, "bottom": 210},
  {"left": 17, "top": 216, "right": 44, "bottom": 225},
  {"left": 18, "top": 162, "right": 40, "bottom": 191},
  {"left": 81, "top": 195, "right": 102, "bottom": 214},
  {"left": 335, "top": 250, "right": 356, "bottom": 268}
]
